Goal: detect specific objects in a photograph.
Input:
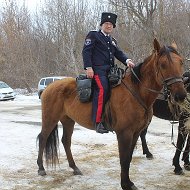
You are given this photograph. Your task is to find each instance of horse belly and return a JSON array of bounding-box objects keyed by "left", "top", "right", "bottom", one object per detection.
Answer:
[{"left": 65, "top": 100, "right": 94, "bottom": 130}]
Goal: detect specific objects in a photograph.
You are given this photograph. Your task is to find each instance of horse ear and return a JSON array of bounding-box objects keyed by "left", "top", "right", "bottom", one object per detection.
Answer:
[
  {"left": 171, "top": 41, "right": 177, "bottom": 50},
  {"left": 153, "top": 38, "right": 160, "bottom": 52}
]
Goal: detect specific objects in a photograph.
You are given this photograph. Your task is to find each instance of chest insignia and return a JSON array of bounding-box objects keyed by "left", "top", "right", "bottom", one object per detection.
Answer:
[{"left": 85, "top": 38, "right": 91, "bottom": 46}]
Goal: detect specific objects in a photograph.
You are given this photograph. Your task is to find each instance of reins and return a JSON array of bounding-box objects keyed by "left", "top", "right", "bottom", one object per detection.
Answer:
[
  {"left": 121, "top": 79, "right": 148, "bottom": 111},
  {"left": 130, "top": 67, "right": 163, "bottom": 95},
  {"left": 121, "top": 47, "right": 183, "bottom": 112}
]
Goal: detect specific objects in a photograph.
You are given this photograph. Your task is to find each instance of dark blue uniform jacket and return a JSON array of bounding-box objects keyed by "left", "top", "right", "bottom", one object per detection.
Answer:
[{"left": 82, "top": 30, "right": 128, "bottom": 75}]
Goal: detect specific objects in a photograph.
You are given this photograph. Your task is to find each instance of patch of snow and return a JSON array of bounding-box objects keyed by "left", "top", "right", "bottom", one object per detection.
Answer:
[{"left": 0, "top": 94, "right": 189, "bottom": 190}]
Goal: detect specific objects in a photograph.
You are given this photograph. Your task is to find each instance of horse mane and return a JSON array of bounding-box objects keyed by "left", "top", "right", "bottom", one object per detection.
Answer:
[
  {"left": 131, "top": 45, "right": 180, "bottom": 84},
  {"left": 131, "top": 55, "right": 152, "bottom": 84}
]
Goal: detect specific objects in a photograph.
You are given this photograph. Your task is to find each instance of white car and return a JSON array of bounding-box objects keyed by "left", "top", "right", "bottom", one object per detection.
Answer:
[
  {"left": 38, "top": 76, "right": 65, "bottom": 99},
  {"left": 0, "top": 81, "right": 16, "bottom": 101}
]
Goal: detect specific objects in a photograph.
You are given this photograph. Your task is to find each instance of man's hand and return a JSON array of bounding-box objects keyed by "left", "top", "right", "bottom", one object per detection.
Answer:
[
  {"left": 86, "top": 67, "right": 94, "bottom": 78},
  {"left": 126, "top": 59, "right": 135, "bottom": 68}
]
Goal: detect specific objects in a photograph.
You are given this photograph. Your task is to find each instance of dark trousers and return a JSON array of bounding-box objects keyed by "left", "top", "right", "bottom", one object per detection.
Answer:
[{"left": 92, "top": 74, "right": 109, "bottom": 123}]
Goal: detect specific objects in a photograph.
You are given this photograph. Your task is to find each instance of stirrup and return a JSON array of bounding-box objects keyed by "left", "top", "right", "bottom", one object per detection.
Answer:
[{"left": 95, "top": 123, "right": 109, "bottom": 134}]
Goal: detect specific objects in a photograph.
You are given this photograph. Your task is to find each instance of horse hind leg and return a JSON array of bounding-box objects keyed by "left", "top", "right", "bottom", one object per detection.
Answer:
[
  {"left": 37, "top": 124, "right": 59, "bottom": 176},
  {"left": 61, "top": 118, "right": 82, "bottom": 175},
  {"left": 140, "top": 127, "right": 153, "bottom": 159},
  {"left": 37, "top": 132, "right": 47, "bottom": 176}
]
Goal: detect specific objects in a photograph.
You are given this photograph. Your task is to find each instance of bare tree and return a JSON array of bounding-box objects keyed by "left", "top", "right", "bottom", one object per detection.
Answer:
[
  {"left": 40, "top": 0, "right": 97, "bottom": 76},
  {"left": 0, "top": 0, "right": 189, "bottom": 90},
  {"left": 0, "top": 0, "right": 36, "bottom": 91},
  {"left": 109, "top": 0, "right": 157, "bottom": 40},
  {"left": 108, "top": 0, "right": 190, "bottom": 65}
]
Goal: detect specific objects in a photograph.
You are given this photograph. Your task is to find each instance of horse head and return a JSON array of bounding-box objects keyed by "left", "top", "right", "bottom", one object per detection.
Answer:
[{"left": 153, "top": 38, "right": 186, "bottom": 103}]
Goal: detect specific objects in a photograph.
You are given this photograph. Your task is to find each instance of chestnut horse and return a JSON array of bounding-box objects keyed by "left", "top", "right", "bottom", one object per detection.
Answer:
[{"left": 37, "top": 39, "right": 186, "bottom": 190}]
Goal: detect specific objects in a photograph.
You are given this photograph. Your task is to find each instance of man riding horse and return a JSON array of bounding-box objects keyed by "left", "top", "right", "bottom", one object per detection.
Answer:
[{"left": 82, "top": 12, "right": 135, "bottom": 133}]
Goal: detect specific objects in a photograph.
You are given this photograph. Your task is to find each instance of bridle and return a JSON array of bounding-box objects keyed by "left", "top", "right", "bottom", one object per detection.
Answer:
[
  {"left": 157, "top": 46, "right": 183, "bottom": 97},
  {"left": 130, "top": 46, "right": 183, "bottom": 98}
]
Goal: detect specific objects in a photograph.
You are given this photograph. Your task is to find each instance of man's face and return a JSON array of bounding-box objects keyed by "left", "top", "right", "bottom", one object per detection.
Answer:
[{"left": 101, "top": 22, "right": 114, "bottom": 34}]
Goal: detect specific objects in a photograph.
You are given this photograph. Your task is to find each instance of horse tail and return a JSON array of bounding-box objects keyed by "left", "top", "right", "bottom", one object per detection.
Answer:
[{"left": 44, "top": 124, "right": 59, "bottom": 168}]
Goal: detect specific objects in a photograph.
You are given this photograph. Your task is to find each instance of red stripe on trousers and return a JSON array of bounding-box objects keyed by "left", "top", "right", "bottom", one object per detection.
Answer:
[{"left": 94, "top": 75, "right": 104, "bottom": 123}]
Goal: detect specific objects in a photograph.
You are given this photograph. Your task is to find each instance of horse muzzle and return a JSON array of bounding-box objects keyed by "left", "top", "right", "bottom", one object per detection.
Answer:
[
  {"left": 169, "top": 83, "right": 187, "bottom": 103},
  {"left": 173, "top": 91, "right": 187, "bottom": 102},
  {"left": 176, "top": 93, "right": 190, "bottom": 114}
]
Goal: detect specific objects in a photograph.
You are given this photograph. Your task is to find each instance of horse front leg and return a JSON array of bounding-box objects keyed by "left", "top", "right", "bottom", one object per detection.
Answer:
[
  {"left": 117, "top": 129, "right": 138, "bottom": 190},
  {"left": 173, "top": 131, "right": 185, "bottom": 175}
]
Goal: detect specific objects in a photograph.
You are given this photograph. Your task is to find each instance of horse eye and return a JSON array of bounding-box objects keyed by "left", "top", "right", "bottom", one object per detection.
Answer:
[{"left": 160, "top": 63, "right": 166, "bottom": 69}]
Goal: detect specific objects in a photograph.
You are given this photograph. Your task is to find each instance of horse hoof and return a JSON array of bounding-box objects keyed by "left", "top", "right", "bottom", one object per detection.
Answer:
[
  {"left": 38, "top": 170, "right": 47, "bottom": 176},
  {"left": 130, "top": 184, "right": 138, "bottom": 190},
  {"left": 73, "top": 168, "right": 83, "bottom": 175},
  {"left": 184, "top": 164, "right": 190, "bottom": 171},
  {"left": 146, "top": 153, "right": 153, "bottom": 160},
  {"left": 123, "top": 184, "right": 138, "bottom": 190},
  {"left": 174, "top": 169, "right": 184, "bottom": 175}
]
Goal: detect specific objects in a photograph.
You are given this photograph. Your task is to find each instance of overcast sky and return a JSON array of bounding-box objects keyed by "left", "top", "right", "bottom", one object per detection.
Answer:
[
  {"left": 0, "top": 0, "right": 44, "bottom": 12},
  {"left": 21, "top": 0, "right": 44, "bottom": 11}
]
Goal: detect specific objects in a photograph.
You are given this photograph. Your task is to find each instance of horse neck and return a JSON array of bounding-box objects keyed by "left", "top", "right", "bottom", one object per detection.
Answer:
[
  {"left": 130, "top": 54, "right": 163, "bottom": 108},
  {"left": 142, "top": 55, "right": 164, "bottom": 106}
]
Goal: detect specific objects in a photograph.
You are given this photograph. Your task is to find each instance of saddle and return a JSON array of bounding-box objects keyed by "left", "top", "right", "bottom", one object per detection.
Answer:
[{"left": 76, "top": 74, "right": 92, "bottom": 103}]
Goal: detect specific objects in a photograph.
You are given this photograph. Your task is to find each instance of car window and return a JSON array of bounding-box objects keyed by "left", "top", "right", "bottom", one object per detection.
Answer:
[
  {"left": 45, "top": 78, "right": 53, "bottom": 85},
  {"left": 40, "top": 79, "right": 45, "bottom": 85},
  {"left": 0, "top": 82, "right": 9, "bottom": 88},
  {"left": 54, "top": 78, "right": 60, "bottom": 81}
]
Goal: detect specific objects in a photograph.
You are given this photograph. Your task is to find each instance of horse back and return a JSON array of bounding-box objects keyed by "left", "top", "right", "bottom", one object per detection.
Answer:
[
  {"left": 41, "top": 77, "right": 78, "bottom": 117},
  {"left": 41, "top": 77, "right": 76, "bottom": 100},
  {"left": 41, "top": 77, "right": 93, "bottom": 129}
]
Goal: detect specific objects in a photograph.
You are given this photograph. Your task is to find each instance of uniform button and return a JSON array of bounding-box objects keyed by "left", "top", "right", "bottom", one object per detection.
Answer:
[
  {"left": 108, "top": 47, "right": 110, "bottom": 49},
  {"left": 110, "top": 52, "right": 112, "bottom": 55},
  {"left": 110, "top": 59, "right": 112, "bottom": 61},
  {"left": 107, "top": 42, "right": 110, "bottom": 43}
]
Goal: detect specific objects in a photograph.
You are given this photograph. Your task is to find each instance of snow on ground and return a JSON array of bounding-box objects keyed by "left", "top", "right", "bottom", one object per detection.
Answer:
[{"left": 0, "top": 93, "right": 190, "bottom": 190}]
